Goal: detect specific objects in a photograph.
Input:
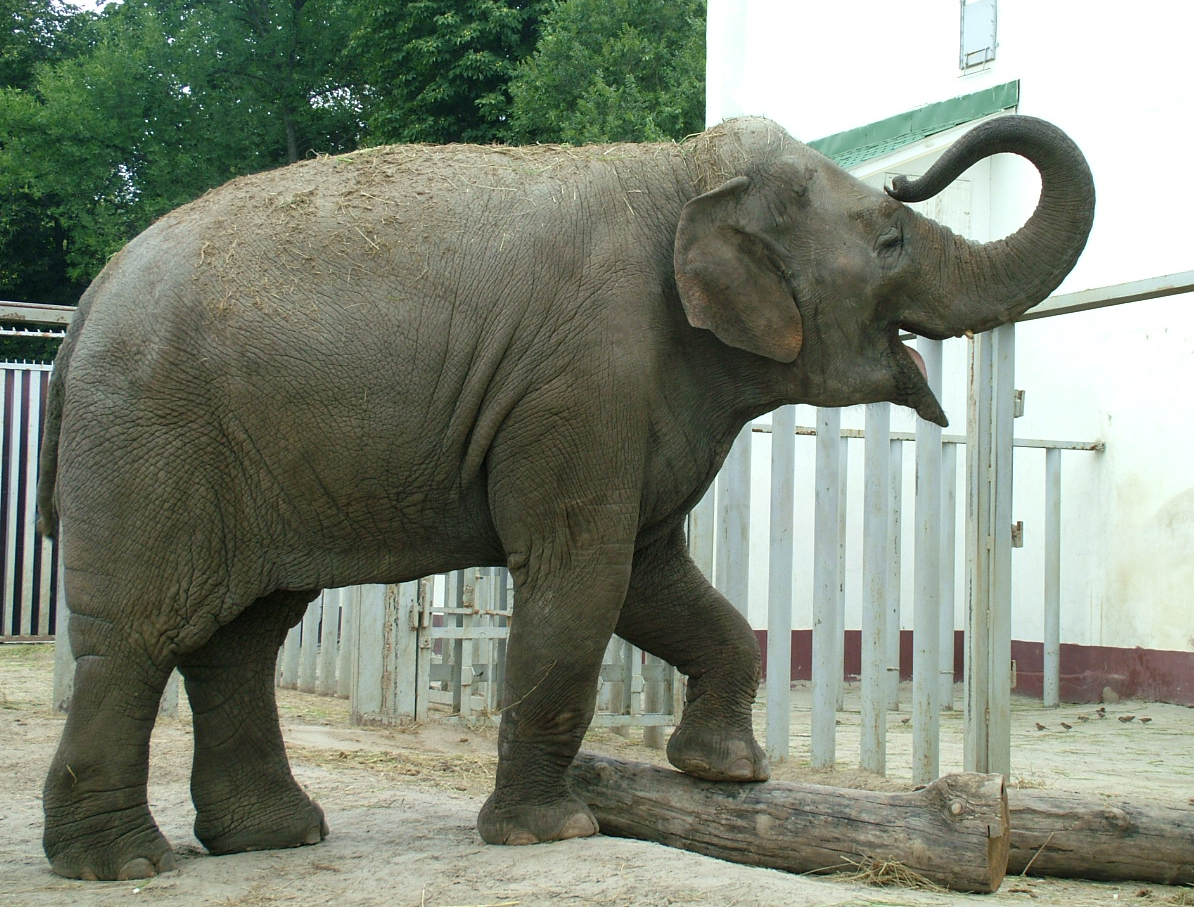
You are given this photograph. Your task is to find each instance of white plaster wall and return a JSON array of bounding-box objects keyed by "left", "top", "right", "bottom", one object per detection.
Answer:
[{"left": 711, "top": 0, "right": 1194, "bottom": 651}]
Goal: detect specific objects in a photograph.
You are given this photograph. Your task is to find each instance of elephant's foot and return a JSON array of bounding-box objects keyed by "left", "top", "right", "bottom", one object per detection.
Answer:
[
  {"left": 193, "top": 774, "right": 328, "bottom": 855},
  {"left": 45, "top": 809, "right": 177, "bottom": 881},
  {"left": 477, "top": 792, "right": 598, "bottom": 846},
  {"left": 666, "top": 723, "right": 770, "bottom": 782}
]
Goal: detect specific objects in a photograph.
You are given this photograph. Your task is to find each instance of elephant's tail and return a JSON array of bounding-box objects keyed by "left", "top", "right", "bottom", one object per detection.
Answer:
[
  {"left": 36, "top": 297, "right": 89, "bottom": 539},
  {"left": 36, "top": 367, "right": 64, "bottom": 538}
]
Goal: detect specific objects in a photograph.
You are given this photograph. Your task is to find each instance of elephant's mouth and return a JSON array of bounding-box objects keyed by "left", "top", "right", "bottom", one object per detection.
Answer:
[{"left": 895, "top": 333, "right": 949, "bottom": 427}]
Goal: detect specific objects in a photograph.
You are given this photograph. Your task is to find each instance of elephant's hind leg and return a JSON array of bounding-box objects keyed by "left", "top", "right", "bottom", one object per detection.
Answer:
[
  {"left": 177, "top": 590, "right": 328, "bottom": 855},
  {"left": 43, "top": 615, "right": 178, "bottom": 880}
]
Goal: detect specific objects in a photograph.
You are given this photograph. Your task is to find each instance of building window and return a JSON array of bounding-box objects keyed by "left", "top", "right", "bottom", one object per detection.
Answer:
[{"left": 960, "top": 0, "right": 997, "bottom": 71}]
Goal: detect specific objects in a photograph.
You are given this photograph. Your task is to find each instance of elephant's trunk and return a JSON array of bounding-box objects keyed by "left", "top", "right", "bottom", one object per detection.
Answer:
[{"left": 889, "top": 115, "right": 1095, "bottom": 339}]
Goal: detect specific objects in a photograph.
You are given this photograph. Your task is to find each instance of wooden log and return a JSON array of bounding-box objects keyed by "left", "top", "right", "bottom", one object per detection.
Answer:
[
  {"left": 1008, "top": 789, "right": 1194, "bottom": 885},
  {"left": 568, "top": 752, "right": 1009, "bottom": 893}
]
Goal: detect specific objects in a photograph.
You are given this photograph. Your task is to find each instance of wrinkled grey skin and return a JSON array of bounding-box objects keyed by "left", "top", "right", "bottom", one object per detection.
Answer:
[{"left": 38, "top": 116, "right": 1094, "bottom": 880}]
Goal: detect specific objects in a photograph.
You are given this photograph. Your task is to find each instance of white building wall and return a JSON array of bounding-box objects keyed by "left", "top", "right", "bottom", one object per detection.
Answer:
[{"left": 711, "top": 0, "right": 1194, "bottom": 651}]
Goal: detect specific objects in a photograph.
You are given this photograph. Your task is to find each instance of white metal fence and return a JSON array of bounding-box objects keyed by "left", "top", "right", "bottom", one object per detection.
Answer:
[
  {"left": 1, "top": 362, "right": 58, "bottom": 639},
  {"left": 318, "top": 330, "right": 1102, "bottom": 781},
  {"left": 279, "top": 573, "right": 682, "bottom": 743}
]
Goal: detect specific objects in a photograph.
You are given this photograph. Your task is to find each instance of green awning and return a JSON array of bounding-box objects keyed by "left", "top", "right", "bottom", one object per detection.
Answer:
[{"left": 809, "top": 81, "right": 1020, "bottom": 168}]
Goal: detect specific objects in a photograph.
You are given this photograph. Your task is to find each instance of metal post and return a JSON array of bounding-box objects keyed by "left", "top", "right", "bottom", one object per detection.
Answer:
[
  {"left": 349, "top": 584, "right": 385, "bottom": 724},
  {"left": 766, "top": 406, "right": 796, "bottom": 762},
  {"left": 860, "top": 403, "right": 890, "bottom": 774},
  {"left": 1043, "top": 448, "right": 1062, "bottom": 707},
  {"left": 811, "top": 407, "right": 842, "bottom": 768},
  {"left": 965, "top": 324, "right": 1014, "bottom": 778},
  {"left": 717, "top": 425, "right": 752, "bottom": 614},
  {"left": 318, "top": 589, "right": 340, "bottom": 695},
  {"left": 913, "top": 338, "right": 943, "bottom": 785},
  {"left": 835, "top": 435, "right": 848, "bottom": 711},
  {"left": 336, "top": 586, "right": 357, "bottom": 699},
  {"left": 940, "top": 441, "right": 959, "bottom": 709},
  {"left": 689, "top": 485, "right": 716, "bottom": 583},
  {"left": 886, "top": 439, "right": 903, "bottom": 711},
  {"left": 298, "top": 597, "right": 321, "bottom": 693}
]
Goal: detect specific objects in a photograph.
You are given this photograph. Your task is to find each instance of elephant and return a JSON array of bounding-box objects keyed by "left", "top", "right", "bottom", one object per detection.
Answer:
[{"left": 37, "top": 114, "right": 1094, "bottom": 880}]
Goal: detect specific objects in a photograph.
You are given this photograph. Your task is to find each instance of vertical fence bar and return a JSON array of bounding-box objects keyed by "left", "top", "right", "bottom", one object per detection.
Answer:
[
  {"left": 766, "top": 406, "right": 795, "bottom": 762},
  {"left": 989, "top": 326, "right": 1015, "bottom": 776},
  {"left": 689, "top": 486, "right": 716, "bottom": 583},
  {"left": 642, "top": 652, "right": 669, "bottom": 749},
  {"left": 349, "top": 584, "right": 384, "bottom": 722},
  {"left": 811, "top": 407, "right": 842, "bottom": 768},
  {"left": 19, "top": 373, "right": 41, "bottom": 636},
  {"left": 38, "top": 371, "right": 56, "bottom": 636},
  {"left": 886, "top": 439, "right": 903, "bottom": 711},
  {"left": 1043, "top": 448, "right": 1062, "bottom": 707},
  {"left": 298, "top": 596, "right": 321, "bottom": 693},
  {"left": 280, "top": 620, "right": 302, "bottom": 688},
  {"left": 835, "top": 435, "right": 848, "bottom": 710},
  {"left": 940, "top": 441, "right": 959, "bottom": 708},
  {"left": 912, "top": 338, "right": 943, "bottom": 785},
  {"left": 717, "top": 426, "right": 752, "bottom": 614},
  {"left": 414, "top": 577, "right": 433, "bottom": 722},
  {"left": 965, "top": 332, "right": 993, "bottom": 772},
  {"left": 860, "top": 403, "right": 891, "bottom": 774},
  {"left": 4, "top": 371, "right": 22, "bottom": 635},
  {"left": 318, "top": 588, "right": 340, "bottom": 695},
  {"left": 965, "top": 325, "right": 1014, "bottom": 777},
  {"left": 337, "top": 586, "right": 357, "bottom": 698}
]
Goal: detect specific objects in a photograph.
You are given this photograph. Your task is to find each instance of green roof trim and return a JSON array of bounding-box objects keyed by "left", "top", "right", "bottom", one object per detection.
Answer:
[{"left": 809, "top": 81, "right": 1020, "bottom": 168}]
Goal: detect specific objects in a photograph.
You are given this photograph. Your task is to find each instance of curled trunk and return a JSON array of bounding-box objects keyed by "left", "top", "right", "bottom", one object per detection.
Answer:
[{"left": 890, "top": 115, "right": 1096, "bottom": 339}]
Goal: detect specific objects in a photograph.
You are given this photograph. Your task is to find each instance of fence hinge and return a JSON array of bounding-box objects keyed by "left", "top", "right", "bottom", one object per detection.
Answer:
[
  {"left": 1011, "top": 521, "right": 1025, "bottom": 548},
  {"left": 1013, "top": 389, "right": 1026, "bottom": 418}
]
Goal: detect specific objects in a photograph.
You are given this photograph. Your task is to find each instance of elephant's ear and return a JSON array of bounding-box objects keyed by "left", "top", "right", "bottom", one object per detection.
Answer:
[{"left": 674, "top": 175, "right": 803, "bottom": 363}]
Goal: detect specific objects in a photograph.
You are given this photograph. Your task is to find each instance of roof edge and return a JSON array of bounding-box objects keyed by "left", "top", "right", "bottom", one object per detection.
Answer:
[{"left": 809, "top": 81, "right": 1020, "bottom": 167}]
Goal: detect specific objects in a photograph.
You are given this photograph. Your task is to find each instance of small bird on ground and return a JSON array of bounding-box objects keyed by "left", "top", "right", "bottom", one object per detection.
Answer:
[
  {"left": 1140, "top": 717, "right": 1153, "bottom": 724},
  {"left": 1060, "top": 722, "right": 1072, "bottom": 730},
  {"left": 1095, "top": 707, "right": 1107, "bottom": 718},
  {"left": 1035, "top": 722, "right": 1047, "bottom": 731},
  {"left": 1119, "top": 715, "right": 1136, "bottom": 723}
]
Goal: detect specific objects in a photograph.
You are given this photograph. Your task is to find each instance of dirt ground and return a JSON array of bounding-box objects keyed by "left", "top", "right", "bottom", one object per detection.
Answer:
[{"left": 2, "top": 643, "right": 1192, "bottom": 907}]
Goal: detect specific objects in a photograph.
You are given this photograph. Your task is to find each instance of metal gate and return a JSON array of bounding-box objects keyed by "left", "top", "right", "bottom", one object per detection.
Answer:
[
  {"left": 1, "top": 363, "right": 58, "bottom": 639},
  {"left": 349, "top": 570, "right": 683, "bottom": 740}
]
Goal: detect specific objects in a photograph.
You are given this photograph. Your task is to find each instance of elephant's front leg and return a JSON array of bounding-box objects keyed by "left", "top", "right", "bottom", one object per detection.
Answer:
[
  {"left": 478, "top": 510, "right": 635, "bottom": 845},
  {"left": 616, "top": 526, "right": 769, "bottom": 782},
  {"left": 478, "top": 415, "right": 640, "bottom": 845}
]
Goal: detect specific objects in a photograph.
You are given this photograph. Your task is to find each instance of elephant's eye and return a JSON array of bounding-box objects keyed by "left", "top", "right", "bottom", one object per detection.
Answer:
[{"left": 876, "top": 226, "right": 903, "bottom": 259}]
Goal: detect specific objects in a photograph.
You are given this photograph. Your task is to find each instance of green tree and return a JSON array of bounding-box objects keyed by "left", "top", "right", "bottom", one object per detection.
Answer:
[
  {"left": 506, "top": 0, "right": 705, "bottom": 145},
  {"left": 0, "top": 0, "right": 367, "bottom": 316},
  {"left": 351, "top": 0, "right": 550, "bottom": 144},
  {"left": 0, "top": 0, "right": 93, "bottom": 92}
]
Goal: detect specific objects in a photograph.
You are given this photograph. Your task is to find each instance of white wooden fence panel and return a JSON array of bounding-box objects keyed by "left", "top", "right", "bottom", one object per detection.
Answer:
[
  {"left": 765, "top": 404, "right": 795, "bottom": 762},
  {"left": 912, "top": 338, "right": 944, "bottom": 785},
  {"left": 860, "top": 403, "right": 890, "bottom": 773}
]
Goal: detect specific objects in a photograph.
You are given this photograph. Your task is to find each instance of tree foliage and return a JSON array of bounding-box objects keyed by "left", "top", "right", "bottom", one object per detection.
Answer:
[
  {"left": 351, "top": 0, "right": 550, "bottom": 145},
  {"left": 0, "top": 0, "right": 706, "bottom": 350},
  {"left": 0, "top": 0, "right": 365, "bottom": 317},
  {"left": 507, "top": 0, "right": 706, "bottom": 145}
]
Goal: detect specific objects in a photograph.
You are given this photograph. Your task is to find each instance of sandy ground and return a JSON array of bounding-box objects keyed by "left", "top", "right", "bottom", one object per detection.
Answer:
[{"left": 2, "top": 642, "right": 1193, "bottom": 907}]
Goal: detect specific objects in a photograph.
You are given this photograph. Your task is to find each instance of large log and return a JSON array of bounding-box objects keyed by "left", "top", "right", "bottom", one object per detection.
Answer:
[
  {"left": 568, "top": 752, "right": 1010, "bottom": 893},
  {"left": 1008, "top": 789, "right": 1194, "bottom": 885}
]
